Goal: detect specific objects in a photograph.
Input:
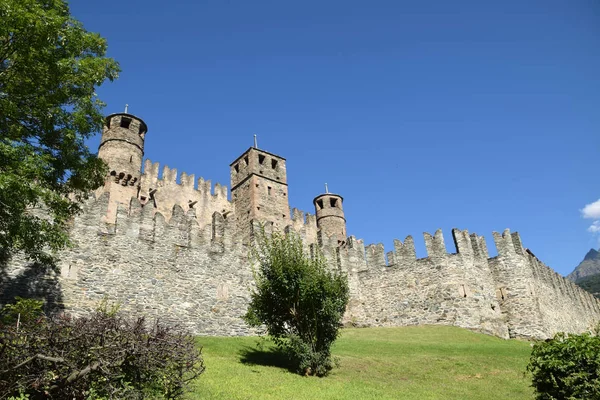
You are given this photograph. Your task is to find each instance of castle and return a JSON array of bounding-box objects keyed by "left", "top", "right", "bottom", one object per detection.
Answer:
[{"left": 2, "top": 111, "right": 599, "bottom": 339}]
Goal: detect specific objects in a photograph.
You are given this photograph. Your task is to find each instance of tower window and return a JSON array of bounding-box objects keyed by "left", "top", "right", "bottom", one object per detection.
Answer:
[
  {"left": 130, "top": 156, "right": 133, "bottom": 163},
  {"left": 244, "top": 156, "right": 249, "bottom": 166},
  {"left": 234, "top": 164, "right": 239, "bottom": 173},
  {"left": 258, "top": 154, "right": 265, "bottom": 164},
  {"left": 316, "top": 199, "right": 324, "bottom": 210},
  {"left": 330, "top": 198, "right": 338, "bottom": 208},
  {"left": 271, "top": 159, "right": 278, "bottom": 169},
  {"left": 267, "top": 186, "right": 272, "bottom": 195},
  {"left": 120, "top": 117, "right": 131, "bottom": 129}
]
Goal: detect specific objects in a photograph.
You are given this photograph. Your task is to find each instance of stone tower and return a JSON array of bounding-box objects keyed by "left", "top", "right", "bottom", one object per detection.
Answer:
[
  {"left": 230, "top": 147, "right": 289, "bottom": 234},
  {"left": 97, "top": 112, "right": 148, "bottom": 220},
  {"left": 313, "top": 192, "right": 346, "bottom": 243}
]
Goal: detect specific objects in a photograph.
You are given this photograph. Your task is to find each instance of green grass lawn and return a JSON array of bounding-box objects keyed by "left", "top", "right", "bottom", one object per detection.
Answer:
[{"left": 187, "top": 325, "right": 534, "bottom": 400}]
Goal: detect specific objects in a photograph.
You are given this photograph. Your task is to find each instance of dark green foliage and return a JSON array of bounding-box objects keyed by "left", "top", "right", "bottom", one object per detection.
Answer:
[
  {"left": 527, "top": 332, "right": 600, "bottom": 399},
  {"left": 576, "top": 274, "right": 600, "bottom": 299},
  {"left": 0, "top": 298, "right": 205, "bottom": 399},
  {"left": 244, "top": 230, "right": 349, "bottom": 376},
  {"left": 0, "top": 296, "right": 44, "bottom": 326},
  {"left": 0, "top": 0, "right": 119, "bottom": 263}
]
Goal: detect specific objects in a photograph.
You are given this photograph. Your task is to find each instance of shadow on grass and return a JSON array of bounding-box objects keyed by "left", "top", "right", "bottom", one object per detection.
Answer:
[{"left": 238, "top": 345, "right": 297, "bottom": 373}]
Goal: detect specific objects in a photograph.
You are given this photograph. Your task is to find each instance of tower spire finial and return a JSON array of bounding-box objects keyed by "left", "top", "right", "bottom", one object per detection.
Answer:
[
  {"left": 325, "top": 183, "right": 329, "bottom": 193},
  {"left": 124, "top": 104, "right": 129, "bottom": 113},
  {"left": 253, "top": 134, "right": 258, "bottom": 148}
]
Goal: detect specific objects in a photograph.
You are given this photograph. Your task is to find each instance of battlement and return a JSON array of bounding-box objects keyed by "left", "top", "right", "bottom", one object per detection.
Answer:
[
  {"left": 138, "top": 159, "right": 232, "bottom": 227},
  {"left": 341, "top": 228, "right": 495, "bottom": 271},
  {"left": 289, "top": 207, "right": 318, "bottom": 244},
  {"left": 81, "top": 192, "right": 242, "bottom": 256},
  {"left": 141, "top": 159, "right": 229, "bottom": 198}
]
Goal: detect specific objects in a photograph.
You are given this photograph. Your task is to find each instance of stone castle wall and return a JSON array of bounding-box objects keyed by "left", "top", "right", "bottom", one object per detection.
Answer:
[
  {"left": 2, "top": 111, "right": 599, "bottom": 339},
  {"left": 2, "top": 190, "right": 599, "bottom": 339}
]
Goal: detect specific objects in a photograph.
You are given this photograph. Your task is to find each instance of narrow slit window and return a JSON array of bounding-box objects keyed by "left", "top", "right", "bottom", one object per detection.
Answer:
[
  {"left": 234, "top": 164, "right": 239, "bottom": 173},
  {"left": 271, "top": 159, "right": 278, "bottom": 169},
  {"left": 316, "top": 199, "right": 324, "bottom": 210},
  {"left": 267, "top": 186, "right": 272, "bottom": 195},
  {"left": 244, "top": 155, "right": 249, "bottom": 166},
  {"left": 258, "top": 154, "right": 265, "bottom": 164},
  {"left": 120, "top": 117, "right": 131, "bottom": 129}
]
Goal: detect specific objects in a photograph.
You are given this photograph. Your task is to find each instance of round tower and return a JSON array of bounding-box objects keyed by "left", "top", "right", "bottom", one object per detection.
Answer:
[
  {"left": 98, "top": 113, "right": 148, "bottom": 187},
  {"left": 313, "top": 192, "right": 346, "bottom": 242}
]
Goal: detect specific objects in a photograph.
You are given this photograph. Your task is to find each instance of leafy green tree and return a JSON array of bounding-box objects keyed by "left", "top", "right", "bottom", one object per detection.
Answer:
[
  {"left": 527, "top": 332, "right": 600, "bottom": 399},
  {"left": 0, "top": 0, "right": 119, "bottom": 263},
  {"left": 244, "top": 230, "right": 349, "bottom": 376}
]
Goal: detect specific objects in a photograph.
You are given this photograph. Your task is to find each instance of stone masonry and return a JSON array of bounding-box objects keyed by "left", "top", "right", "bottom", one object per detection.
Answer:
[{"left": 2, "top": 112, "right": 600, "bottom": 339}]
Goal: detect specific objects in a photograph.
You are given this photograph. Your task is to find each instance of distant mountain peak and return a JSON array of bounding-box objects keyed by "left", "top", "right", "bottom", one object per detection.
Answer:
[
  {"left": 568, "top": 248, "right": 600, "bottom": 283},
  {"left": 584, "top": 248, "right": 600, "bottom": 261}
]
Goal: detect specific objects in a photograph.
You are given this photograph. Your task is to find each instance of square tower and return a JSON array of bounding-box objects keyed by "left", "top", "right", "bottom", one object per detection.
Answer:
[{"left": 230, "top": 147, "right": 290, "bottom": 233}]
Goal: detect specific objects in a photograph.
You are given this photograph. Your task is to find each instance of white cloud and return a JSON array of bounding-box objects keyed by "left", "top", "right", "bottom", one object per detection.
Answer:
[
  {"left": 589, "top": 221, "right": 600, "bottom": 233},
  {"left": 581, "top": 199, "right": 600, "bottom": 219}
]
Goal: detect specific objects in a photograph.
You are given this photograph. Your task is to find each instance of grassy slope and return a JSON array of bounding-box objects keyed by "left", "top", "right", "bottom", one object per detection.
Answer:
[{"left": 188, "top": 326, "right": 533, "bottom": 400}]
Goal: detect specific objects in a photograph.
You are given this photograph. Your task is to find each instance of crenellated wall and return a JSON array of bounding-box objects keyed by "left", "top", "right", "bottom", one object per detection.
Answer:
[
  {"left": 337, "top": 228, "right": 600, "bottom": 339},
  {"left": 138, "top": 159, "right": 232, "bottom": 228},
  {"left": 2, "top": 190, "right": 600, "bottom": 338},
  {"left": 345, "top": 229, "right": 508, "bottom": 338},
  {"left": 1, "top": 192, "right": 258, "bottom": 336},
  {"left": 3, "top": 120, "right": 600, "bottom": 339}
]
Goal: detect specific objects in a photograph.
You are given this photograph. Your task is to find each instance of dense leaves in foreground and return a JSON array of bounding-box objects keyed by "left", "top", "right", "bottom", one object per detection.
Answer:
[
  {"left": 0, "top": 0, "right": 118, "bottom": 263},
  {"left": 244, "top": 231, "right": 349, "bottom": 377},
  {"left": 527, "top": 331, "right": 600, "bottom": 400},
  {"left": 0, "top": 298, "right": 204, "bottom": 399}
]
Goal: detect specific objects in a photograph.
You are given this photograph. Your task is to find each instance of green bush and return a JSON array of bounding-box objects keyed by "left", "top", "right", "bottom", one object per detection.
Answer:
[
  {"left": 244, "top": 230, "right": 349, "bottom": 376},
  {"left": 527, "top": 332, "right": 600, "bottom": 399},
  {"left": 0, "top": 298, "right": 205, "bottom": 399}
]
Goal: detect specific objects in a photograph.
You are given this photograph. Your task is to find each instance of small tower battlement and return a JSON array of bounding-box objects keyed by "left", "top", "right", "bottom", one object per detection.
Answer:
[
  {"left": 99, "top": 113, "right": 148, "bottom": 185},
  {"left": 97, "top": 112, "right": 149, "bottom": 222},
  {"left": 313, "top": 192, "right": 346, "bottom": 243}
]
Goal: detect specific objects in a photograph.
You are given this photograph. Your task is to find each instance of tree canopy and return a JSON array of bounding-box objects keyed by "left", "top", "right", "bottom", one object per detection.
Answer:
[
  {"left": 0, "top": 0, "right": 119, "bottom": 263},
  {"left": 244, "top": 230, "right": 349, "bottom": 376},
  {"left": 528, "top": 331, "right": 600, "bottom": 399}
]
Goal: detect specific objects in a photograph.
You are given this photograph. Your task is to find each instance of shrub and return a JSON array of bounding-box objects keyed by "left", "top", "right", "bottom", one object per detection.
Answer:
[
  {"left": 527, "top": 332, "right": 600, "bottom": 399},
  {"left": 244, "top": 230, "right": 349, "bottom": 376},
  {"left": 0, "top": 298, "right": 205, "bottom": 399}
]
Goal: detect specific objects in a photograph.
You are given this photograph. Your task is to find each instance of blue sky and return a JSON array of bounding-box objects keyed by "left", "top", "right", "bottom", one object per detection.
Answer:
[{"left": 70, "top": 0, "right": 599, "bottom": 275}]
